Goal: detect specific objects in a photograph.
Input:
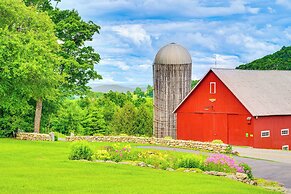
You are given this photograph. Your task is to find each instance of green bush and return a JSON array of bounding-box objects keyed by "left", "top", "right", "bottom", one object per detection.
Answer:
[
  {"left": 225, "top": 145, "right": 233, "bottom": 154},
  {"left": 138, "top": 150, "right": 171, "bottom": 169},
  {"left": 212, "top": 139, "right": 224, "bottom": 144},
  {"left": 69, "top": 141, "right": 93, "bottom": 160},
  {"left": 239, "top": 163, "right": 253, "bottom": 180},
  {"left": 93, "top": 133, "right": 104, "bottom": 136},
  {"left": 105, "top": 144, "right": 135, "bottom": 162},
  {"left": 94, "top": 150, "right": 111, "bottom": 161},
  {"left": 119, "top": 133, "right": 129, "bottom": 136},
  {"left": 177, "top": 155, "right": 204, "bottom": 169}
]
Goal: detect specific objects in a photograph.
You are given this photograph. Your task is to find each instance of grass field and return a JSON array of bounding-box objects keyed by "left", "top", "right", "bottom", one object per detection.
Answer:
[{"left": 0, "top": 139, "right": 279, "bottom": 194}]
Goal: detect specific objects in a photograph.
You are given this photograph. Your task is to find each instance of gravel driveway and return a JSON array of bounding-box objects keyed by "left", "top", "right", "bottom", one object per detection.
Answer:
[{"left": 137, "top": 146, "right": 291, "bottom": 190}]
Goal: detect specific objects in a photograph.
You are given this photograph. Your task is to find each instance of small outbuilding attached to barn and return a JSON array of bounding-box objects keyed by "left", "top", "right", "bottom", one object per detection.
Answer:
[{"left": 174, "top": 68, "right": 291, "bottom": 150}]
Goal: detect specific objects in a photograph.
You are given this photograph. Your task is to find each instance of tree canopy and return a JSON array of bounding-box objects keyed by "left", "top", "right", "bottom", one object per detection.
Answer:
[
  {"left": 0, "top": 0, "right": 63, "bottom": 136},
  {"left": 24, "top": 0, "right": 102, "bottom": 95}
]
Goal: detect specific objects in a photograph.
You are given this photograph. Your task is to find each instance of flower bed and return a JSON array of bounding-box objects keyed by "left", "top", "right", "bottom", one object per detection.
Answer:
[{"left": 69, "top": 141, "right": 254, "bottom": 185}]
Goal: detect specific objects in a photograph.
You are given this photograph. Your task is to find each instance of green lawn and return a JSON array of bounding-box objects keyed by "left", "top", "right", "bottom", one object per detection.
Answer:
[{"left": 0, "top": 139, "right": 279, "bottom": 194}]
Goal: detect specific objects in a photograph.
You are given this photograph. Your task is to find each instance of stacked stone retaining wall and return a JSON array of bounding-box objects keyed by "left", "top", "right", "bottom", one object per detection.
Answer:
[
  {"left": 66, "top": 136, "right": 229, "bottom": 153},
  {"left": 16, "top": 132, "right": 53, "bottom": 141}
]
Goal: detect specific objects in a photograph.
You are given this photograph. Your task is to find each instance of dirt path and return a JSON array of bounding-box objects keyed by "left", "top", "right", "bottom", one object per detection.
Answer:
[{"left": 137, "top": 146, "right": 291, "bottom": 190}]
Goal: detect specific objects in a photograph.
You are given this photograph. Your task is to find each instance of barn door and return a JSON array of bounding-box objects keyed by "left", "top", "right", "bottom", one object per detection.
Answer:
[
  {"left": 227, "top": 114, "right": 253, "bottom": 146},
  {"left": 202, "top": 113, "right": 228, "bottom": 143}
]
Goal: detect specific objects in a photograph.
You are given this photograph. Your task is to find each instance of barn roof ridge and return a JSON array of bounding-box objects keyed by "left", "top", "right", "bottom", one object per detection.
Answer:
[{"left": 174, "top": 68, "right": 291, "bottom": 116}]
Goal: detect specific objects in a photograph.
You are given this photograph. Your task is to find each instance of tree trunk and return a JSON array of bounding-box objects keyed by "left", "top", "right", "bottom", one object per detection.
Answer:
[{"left": 34, "top": 98, "right": 43, "bottom": 133}]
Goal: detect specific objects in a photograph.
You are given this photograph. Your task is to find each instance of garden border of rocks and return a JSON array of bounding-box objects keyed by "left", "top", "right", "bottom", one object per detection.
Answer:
[
  {"left": 88, "top": 159, "right": 256, "bottom": 185},
  {"left": 16, "top": 132, "right": 55, "bottom": 141},
  {"left": 66, "top": 135, "right": 231, "bottom": 154}
]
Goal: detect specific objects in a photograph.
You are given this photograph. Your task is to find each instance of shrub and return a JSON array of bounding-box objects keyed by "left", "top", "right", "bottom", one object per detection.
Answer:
[
  {"left": 177, "top": 155, "right": 204, "bottom": 169},
  {"left": 164, "top": 136, "right": 173, "bottom": 140},
  {"left": 69, "top": 141, "right": 93, "bottom": 160},
  {"left": 93, "top": 133, "right": 104, "bottom": 136},
  {"left": 94, "top": 150, "right": 111, "bottom": 161},
  {"left": 204, "top": 154, "right": 243, "bottom": 173},
  {"left": 225, "top": 145, "right": 233, "bottom": 154},
  {"left": 212, "top": 139, "right": 224, "bottom": 144},
  {"left": 138, "top": 150, "right": 171, "bottom": 169},
  {"left": 239, "top": 163, "right": 253, "bottom": 180},
  {"left": 119, "top": 133, "right": 128, "bottom": 136},
  {"left": 108, "top": 144, "right": 133, "bottom": 162}
]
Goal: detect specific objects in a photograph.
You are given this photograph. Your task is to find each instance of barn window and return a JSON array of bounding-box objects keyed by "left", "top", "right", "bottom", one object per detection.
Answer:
[
  {"left": 281, "top": 129, "right": 289, "bottom": 136},
  {"left": 210, "top": 82, "right": 216, "bottom": 94},
  {"left": 282, "top": 145, "right": 289, "bottom": 151},
  {"left": 261, "top": 130, "right": 270, "bottom": 138}
]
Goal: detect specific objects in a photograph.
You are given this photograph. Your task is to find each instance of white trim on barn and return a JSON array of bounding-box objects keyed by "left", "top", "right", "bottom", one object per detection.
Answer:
[
  {"left": 282, "top": 145, "right": 289, "bottom": 151},
  {"left": 261, "top": 130, "right": 270, "bottom": 138},
  {"left": 281, "top": 128, "right": 289, "bottom": 136}
]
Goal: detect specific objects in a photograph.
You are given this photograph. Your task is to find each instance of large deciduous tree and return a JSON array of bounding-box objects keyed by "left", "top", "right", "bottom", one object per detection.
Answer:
[
  {"left": 24, "top": 0, "right": 102, "bottom": 133},
  {"left": 0, "top": 0, "right": 63, "bottom": 134}
]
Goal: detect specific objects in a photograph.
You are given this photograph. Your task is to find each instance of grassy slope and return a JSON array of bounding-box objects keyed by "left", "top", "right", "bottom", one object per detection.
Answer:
[{"left": 0, "top": 139, "right": 278, "bottom": 194}]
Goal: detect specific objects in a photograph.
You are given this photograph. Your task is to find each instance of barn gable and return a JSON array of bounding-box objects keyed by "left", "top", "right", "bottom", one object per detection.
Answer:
[{"left": 174, "top": 69, "right": 250, "bottom": 115}]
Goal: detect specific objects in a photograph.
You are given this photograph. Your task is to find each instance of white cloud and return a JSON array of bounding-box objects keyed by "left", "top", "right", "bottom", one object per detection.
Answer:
[
  {"left": 136, "top": 60, "right": 152, "bottom": 71},
  {"left": 89, "top": 75, "right": 119, "bottom": 85},
  {"left": 267, "top": 7, "right": 275, "bottom": 14},
  {"left": 112, "top": 24, "right": 152, "bottom": 47},
  {"left": 276, "top": 0, "right": 291, "bottom": 9},
  {"left": 99, "top": 59, "right": 130, "bottom": 71},
  {"left": 226, "top": 33, "right": 279, "bottom": 62},
  {"left": 284, "top": 27, "right": 291, "bottom": 40},
  {"left": 215, "top": 54, "right": 241, "bottom": 68},
  {"left": 58, "top": 0, "right": 260, "bottom": 19}
]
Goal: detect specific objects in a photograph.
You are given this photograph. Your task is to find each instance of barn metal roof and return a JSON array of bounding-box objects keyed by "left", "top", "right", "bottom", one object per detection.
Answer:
[
  {"left": 175, "top": 68, "right": 291, "bottom": 116},
  {"left": 154, "top": 43, "right": 192, "bottom": 65}
]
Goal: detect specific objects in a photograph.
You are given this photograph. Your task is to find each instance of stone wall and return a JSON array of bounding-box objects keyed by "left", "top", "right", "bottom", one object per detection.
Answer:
[
  {"left": 66, "top": 136, "right": 229, "bottom": 153},
  {"left": 16, "top": 132, "right": 53, "bottom": 141}
]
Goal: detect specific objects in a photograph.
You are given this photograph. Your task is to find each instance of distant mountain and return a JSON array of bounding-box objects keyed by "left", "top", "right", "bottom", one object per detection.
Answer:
[
  {"left": 237, "top": 46, "right": 291, "bottom": 70},
  {"left": 90, "top": 84, "right": 134, "bottom": 93},
  {"left": 89, "top": 84, "right": 148, "bottom": 93}
]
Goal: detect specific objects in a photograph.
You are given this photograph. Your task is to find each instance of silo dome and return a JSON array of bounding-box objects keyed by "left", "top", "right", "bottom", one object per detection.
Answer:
[
  {"left": 153, "top": 43, "right": 192, "bottom": 139},
  {"left": 154, "top": 43, "right": 192, "bottom": 65}
]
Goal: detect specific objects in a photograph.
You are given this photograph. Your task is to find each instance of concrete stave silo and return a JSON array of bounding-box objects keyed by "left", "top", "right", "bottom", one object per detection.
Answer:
[{"left": 153, "top": 43, "right": 192, "bottom": 138}]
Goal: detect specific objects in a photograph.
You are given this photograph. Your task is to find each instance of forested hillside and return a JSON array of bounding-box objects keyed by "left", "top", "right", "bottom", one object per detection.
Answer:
[{"left": 237, "top": 46, "right": 291, "bottom": 70}]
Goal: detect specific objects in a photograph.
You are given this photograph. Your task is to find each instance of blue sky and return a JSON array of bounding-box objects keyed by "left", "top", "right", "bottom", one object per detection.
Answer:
[{"left": 59, "top": 0, "right": 291, "bottom": 87}]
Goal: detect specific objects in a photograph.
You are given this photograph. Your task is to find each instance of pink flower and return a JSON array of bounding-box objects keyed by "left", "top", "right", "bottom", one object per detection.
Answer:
[{"left": 206, "top": 154, "right": 243, "bottom": 173}]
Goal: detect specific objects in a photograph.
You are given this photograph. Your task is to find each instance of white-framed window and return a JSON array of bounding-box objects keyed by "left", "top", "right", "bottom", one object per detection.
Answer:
[
  {"left": 282, "top": 145, "right": 289, "bottom": 151},
  {"left": 261, "top": 130, "right": 270, "bottom": 138},
  {"left": 281, "top": 128, "right": 289, "bottom": 136},
  {"left": 210, "top": 82, "right": 216, "bottom": 94}
]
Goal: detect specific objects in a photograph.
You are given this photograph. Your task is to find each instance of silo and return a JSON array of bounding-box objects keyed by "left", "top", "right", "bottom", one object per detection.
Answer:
[{"left": 153, "top": 43, "right": 192, "bottom": 138}]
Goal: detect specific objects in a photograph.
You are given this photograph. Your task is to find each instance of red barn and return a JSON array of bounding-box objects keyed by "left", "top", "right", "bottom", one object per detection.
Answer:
[{"left": 174, "top": 68, "right": 291, "bottom": 150}]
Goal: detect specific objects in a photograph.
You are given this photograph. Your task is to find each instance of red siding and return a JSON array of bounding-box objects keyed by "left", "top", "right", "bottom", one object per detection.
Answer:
[
  {"left": 253, "top": 116, "right": 291, "bottom": 149},
  {"left": 176, "top": 71, "right": 254, "bottom": 146}
]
